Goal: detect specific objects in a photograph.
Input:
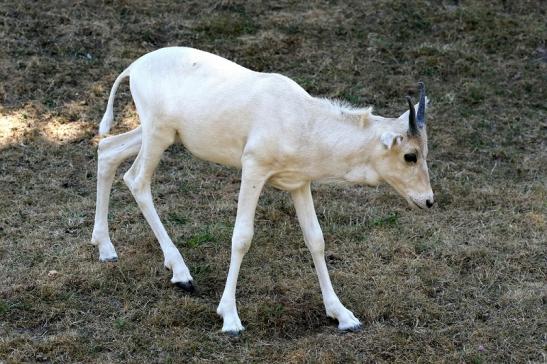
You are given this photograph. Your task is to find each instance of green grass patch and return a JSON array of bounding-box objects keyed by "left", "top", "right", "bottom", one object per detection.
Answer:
[
  {"left": 187, "top": 231, "right": 215, "bottom": 248},
  {"left": 0, "top": 300, "right": 8, "bottom": 315},
  {"left": 114, "top": 318, "right": 127, "bottom": 331},
  {"left": 370, "top": 212, "right": 400, "bottom": 227},
  {"left": 167, "top": 212, "right": 187, "bottom": 225}
]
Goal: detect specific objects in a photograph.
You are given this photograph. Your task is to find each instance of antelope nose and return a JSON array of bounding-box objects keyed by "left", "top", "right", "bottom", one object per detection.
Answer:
[{"left": 426, "top": 199, "right": 434, "bottom": 208}]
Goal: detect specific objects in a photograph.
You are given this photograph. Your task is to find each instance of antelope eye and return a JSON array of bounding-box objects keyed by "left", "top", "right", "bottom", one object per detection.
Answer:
[{"left": 404, "top": 153, "right": 417, "bottom": 163}]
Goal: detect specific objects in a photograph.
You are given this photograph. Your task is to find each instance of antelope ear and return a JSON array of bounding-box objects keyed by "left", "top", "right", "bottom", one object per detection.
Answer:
[{"left": 380, "top": 132, "right": 403, "bottom": 149}]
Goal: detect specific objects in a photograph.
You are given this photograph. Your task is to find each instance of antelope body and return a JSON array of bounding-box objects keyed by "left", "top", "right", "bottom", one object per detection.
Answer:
[{"left": 91, "top": 47, "right": 434, "bottom": 334}]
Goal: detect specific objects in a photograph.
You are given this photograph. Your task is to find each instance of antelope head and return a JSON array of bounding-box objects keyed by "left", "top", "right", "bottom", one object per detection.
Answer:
[{"left": 376, "top": 82, "right": 434, "bottom": 210}]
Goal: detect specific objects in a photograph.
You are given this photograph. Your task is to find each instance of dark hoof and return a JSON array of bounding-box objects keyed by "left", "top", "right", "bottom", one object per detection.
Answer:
[
  {"left": 174, "top": 281, "right": 195, "bottom": 293},
  {"left": 341, "top": 323, "right": 363, "bottom": 333},
  {"left": 100, "top": 257, "right": 118, "bottom": 263},
  {"left": 224, "top": 330, "right": 242, "bottom": 337}
]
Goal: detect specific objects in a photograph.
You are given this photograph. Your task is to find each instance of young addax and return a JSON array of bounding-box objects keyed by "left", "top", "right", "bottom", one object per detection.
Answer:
[{"left": 91, "top": 47, "right": 434, "bottom": 334}]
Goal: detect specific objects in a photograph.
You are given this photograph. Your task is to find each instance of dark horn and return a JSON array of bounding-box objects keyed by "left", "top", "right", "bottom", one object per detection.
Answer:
[
  {"left": 406, "top": 96, "right": 419, "bottom": 135},
  {"left": 417, "top": 81, "right": 426, "bottom": 128}
]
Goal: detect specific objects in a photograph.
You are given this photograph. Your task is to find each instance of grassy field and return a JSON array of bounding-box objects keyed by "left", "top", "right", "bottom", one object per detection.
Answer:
[{"left": 1, "top": 0, "right": 545, "bottom": 362}]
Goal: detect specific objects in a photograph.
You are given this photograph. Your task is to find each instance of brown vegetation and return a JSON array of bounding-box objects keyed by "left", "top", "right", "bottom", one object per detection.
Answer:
[{"left": 0, "top": 0, "right": 545, "bottom": 362}]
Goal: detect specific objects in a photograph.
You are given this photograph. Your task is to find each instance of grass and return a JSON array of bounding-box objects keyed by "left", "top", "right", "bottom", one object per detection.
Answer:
[{"left": 0, "top": 0, "right": 546, "bottom": 362}]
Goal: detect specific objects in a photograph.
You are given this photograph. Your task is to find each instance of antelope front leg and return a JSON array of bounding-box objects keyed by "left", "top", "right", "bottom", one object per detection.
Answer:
[
  {"left": 217, "top": 161, "right": 267, "bottom": 335},
  {"left": 291, "top": 183, "right": 362, "bottom": 331}
]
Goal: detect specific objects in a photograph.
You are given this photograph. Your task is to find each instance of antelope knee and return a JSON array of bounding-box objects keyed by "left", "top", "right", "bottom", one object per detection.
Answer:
[
  {"left": 97, "top": 141, "right": 123, "bottom": 173},
  {"left": 97, "top": 145, "right": 113, "bottom": 166},
  {"left": 123, "top": 171, "right": 149, "bottom": 202},
  {"left": 305, "top": 231, "right": 325, "bottom": 255},
  {"left": 231, "top": 227, "right": 254, "bottom": 254}
]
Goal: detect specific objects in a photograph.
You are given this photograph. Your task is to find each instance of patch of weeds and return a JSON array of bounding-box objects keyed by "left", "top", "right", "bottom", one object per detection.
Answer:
[
  {"left": 466, "top": 130, "right": 486, "bottom": 149},
  {"left": 292, "top": 76, "right": 316, "bottom": 92},
  {"left": 192, "top": 264, "right": 212, "bottom": 277},
  {"left": 167, "top": 212, "right": 187, "bottom": 225},
  {"left": 462, "top": 81, "right": 486, "bottom": 106},
  {"left": 412, "top": 46, "right": 458, "bottom": 77},
  {"left": 207, "top": 223, "right": 232, "bottom": 243},
  {"left": 466, "top": 353, "right": 485, "bottom": 364},
  {"left": 177, "top": 182, "right": 191, "bottom": 194},
  {"left": 187, "top": 231, "right": 215, "bottom": 248},
  {"left": 196, "top": 13, "right": 257, "bottom": 38},
  {"left": 258, "top": 302, "right": 285, "bottom": 328},
  {"left": 138, "top": 26, "right": 168, "bottom": 46},
  {"left": 192, "top": 264, "right": 212, "bottom": 281},
  {"left": 281, "top": 23, "right": 301, "bottom": 35},
  {"left": 367, "top": 32, "right": 394, "bottom": 52},
  {"left": 88, "top": 344, "right": 105, "bottom": 354},
  {"left": 114, "top": 318, "right": 127, "bottom": 330},
  {"left": 414, "top": 240, "right": 434, "bottom": 255},
  {"left": 44, "top": 97, "right": 57, "bottom": 109},
  {"left": 384, "top": 2, "right": 432, "bottom": 41},
  {"left": 370, "top": 212, "right": 400, "bottom": 227},
  {"left": 9, "top": 298, "right": 32, "bottom": 313},
  {"left": 0, "top": 300, "right": 8, "bottom": 315}
]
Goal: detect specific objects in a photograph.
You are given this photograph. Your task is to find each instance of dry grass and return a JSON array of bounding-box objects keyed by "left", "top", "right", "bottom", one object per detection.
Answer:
[{"left": 1, "top": 0, "right": 546, "bottom": 362}]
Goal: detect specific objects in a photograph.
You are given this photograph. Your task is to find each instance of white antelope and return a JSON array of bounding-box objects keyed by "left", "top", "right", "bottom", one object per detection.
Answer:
[{"left": 91, "top": 47, "right": 434, "bottom": 334}]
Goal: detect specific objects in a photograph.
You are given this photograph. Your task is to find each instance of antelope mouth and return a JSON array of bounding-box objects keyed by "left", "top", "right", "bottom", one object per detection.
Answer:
[
  {"left": 410, "top": 201, "right": 424, "bottom": 210},
  {"left": 408, "top": 198, "right": 425, "bottom": 210}
]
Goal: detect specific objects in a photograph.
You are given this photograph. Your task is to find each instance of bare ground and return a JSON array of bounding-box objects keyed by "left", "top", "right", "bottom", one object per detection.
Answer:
[{"left": 0, "top": 0, "right": 546, "bottom": 362}]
